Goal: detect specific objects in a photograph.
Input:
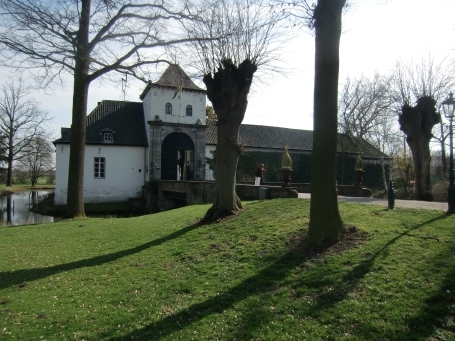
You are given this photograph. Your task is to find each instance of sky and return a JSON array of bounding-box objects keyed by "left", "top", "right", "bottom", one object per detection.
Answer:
[{"left": 1, "top": 0, "right": 454, "bottom": 137}]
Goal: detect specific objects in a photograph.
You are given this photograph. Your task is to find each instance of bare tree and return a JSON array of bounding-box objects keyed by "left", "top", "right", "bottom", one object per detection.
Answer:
[
  {"left": 188, "top": 0, "right": 285, "bottom": 222},
  {"left": 338, "top": 73, "right": 397, "bottom": 191},
  {"left": 17, "top": 136, "right": 55, "bottom": 187},
  {"left": 338, "top": 73, "right": 393, "bottom": 139},
  {"left": 274, "top": 0, "right": 347, "bottom": 245},
  {"left": 0, "top": 0, "right": 204, "bottom": 217},
  {"left": 0, "top": 79, "right": 50, "bottom": 187},
  {"left": 0, "top": 134, "right": 6, "bottom": 183},
  {"left": 304, "top": 0, "right": 347, "bottom": 246},
  {"left": 369, "top": 114, "right": 402, "bottom": 191}
]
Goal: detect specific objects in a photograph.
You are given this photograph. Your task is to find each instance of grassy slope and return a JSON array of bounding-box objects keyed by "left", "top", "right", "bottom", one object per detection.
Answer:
[{"left": 0, "top": 199, "right": 454, "bottom": 341}]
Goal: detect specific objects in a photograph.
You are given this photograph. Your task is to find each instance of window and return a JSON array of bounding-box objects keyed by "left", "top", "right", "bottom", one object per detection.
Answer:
[
  {"left": 186, "top": 105, "right": 192, "bottom": 117},
  {"left": 94, "top": 157, "right": 105, "bottom": 178},
  {"left": 165, "top": 103, "right": 172, "bottom": 115},
  {"left": 103, "top": 132, "right": 113, "bottom": 143}
]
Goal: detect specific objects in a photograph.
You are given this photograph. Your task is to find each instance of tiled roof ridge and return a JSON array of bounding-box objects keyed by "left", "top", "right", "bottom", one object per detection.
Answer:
[{"left": 240, "top": 122, "right": 312, "bottom": 133}]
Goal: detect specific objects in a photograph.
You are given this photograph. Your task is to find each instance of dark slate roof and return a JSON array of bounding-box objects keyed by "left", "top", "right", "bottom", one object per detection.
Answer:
[
  {"left": 140, "top": 64, "right": 205, "bottom": 99},
  {"left": 54, "top": 101, "right": 148, "bottom": 146},
  {"left": 205, "top": 120, "right": 387, "bottom": 159}
]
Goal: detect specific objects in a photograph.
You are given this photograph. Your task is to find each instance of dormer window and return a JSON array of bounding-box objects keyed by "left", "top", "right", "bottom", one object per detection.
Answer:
[
  {"left": 103, "top": 132, "right": 113, "bottom": 143},
  {"left": 165, "top": 103, "right": 172, "bottom": 115},
  {"left": 101, "top": 128, "right": 115, "bottom": 143},
  {"left": 186, "top": 105, "right": 192, "bottom": 117}
]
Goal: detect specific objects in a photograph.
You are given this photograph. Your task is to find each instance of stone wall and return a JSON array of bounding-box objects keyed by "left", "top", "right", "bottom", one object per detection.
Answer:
[
  {"left": 151, "top": 181, "right": 298, "bottom": 211},
  {"left": 145, "top": 180, "right": 371, "bottom": 212},
  {"left": 147, "top": 122, "right": 206, "bottom": 181}
]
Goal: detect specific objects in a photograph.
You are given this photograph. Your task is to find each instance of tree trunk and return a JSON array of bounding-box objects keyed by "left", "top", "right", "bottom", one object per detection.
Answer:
[
  {"left": 404, "top": 162, "right": 411, "bottom": 197},
  {"left": 65, "top": 0, "right": 91, "bottom": 218},
  {"left": 202, "top": 59, "right": 257, "bottom": 222},
  {"left": 399, "top": 97, "right": 440, "bottom": 201},
  {"left": 341, "top": 152, "right": 345, "bottom": 185},
  {"left": 6, "top": 145, "right": 13, "bottom": 186},
  {"left": 381, "top": 157, "right": 388, "bottom": 193},
  {"left": 6, "top": 196, "right": 12, "bottom": 224},
  {"left": 6, "top": 120, "right": 14, "bottom": 186},
  {"left": 307, "top": 0, "right": 345, "bottom": 246}
]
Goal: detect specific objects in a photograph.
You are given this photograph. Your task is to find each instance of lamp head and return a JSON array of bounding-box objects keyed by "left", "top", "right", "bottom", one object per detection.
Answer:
[{"left": 442, "top": 92, "right": 455, "bottom": 119}]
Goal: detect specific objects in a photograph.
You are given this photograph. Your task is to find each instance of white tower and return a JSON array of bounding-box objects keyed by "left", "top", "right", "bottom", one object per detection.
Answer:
[{"left": 140, "top": 65, "right": 207, "bottom": 181}]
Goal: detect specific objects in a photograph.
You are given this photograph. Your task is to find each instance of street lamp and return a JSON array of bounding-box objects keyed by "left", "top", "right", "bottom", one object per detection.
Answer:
[{"left": 442, "top": 92, "right": 455, "bottom": 214}]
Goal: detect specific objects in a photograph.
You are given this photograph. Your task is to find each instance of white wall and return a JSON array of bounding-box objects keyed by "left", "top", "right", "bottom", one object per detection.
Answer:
[
  {"left": 54, "top": 144, "right": 147, "bottom": 205},
  {"left": 55, "top": 144, "right": 70, "bottom": 205},
  {"left": 143, "top": 86, "right": 206, "bottom": 126}
]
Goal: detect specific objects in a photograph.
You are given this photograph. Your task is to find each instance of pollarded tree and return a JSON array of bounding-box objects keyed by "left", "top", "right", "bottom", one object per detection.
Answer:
[
  {"left": 399, "top": 96, "right": 440, "bottom": 201},
  {"left": 0, "top": 79, "right": 50, "bottom": 187},
  {"left": 391, "top": 56, "right": 455, "bottom": 176},
  {"left": 188, "top": 0, "right": 285, "bottom": 222},
  {"left": 0, "top": 0, "right": 204, "bottom": 218}
]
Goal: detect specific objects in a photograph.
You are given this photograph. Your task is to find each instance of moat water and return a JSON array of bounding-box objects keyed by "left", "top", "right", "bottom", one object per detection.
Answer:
[{"left": 0, "top": 190, "right": 58, "bottom": 226}]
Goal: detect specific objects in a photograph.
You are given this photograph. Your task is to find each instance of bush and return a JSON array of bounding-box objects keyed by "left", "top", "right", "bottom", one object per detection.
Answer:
[{"left": 432, "top": 178, "right": 449, "bottom": 203}]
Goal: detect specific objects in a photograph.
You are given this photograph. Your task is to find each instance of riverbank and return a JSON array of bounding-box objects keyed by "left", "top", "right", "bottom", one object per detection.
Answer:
[
  {"left": 0, "top": 185, "right": 54, "bottom": 196},
  {"left": 34, "top": 192, "right": 150, "bottom": 217}
]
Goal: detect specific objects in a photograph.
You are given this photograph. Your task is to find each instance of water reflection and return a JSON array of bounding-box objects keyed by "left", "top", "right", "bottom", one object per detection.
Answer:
[{"left": 0, "top": 190, "right": 57, "bottom": 227}]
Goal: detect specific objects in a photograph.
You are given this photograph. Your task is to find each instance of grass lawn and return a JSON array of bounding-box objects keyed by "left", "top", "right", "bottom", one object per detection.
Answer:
[
  {"left": 0, "top": 184, "right": 54, "bottom": 196},
  {"left": 0, "top": 199, "right": 454, "bottom": 340}
]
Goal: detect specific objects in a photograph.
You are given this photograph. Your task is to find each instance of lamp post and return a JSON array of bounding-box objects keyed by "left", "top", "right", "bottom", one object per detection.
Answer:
[{"left": 442, "top": 92, "right": 455, "bottom": 214}]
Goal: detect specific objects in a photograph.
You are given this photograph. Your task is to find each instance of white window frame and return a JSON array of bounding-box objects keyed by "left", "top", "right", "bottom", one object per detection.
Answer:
[
  {"left": 165, "top": 103, "right": 172, "bottom": 115},
  {"left": 186, "top": 105, "right": 192, "bottom": 117},
  {"left": 94, "top": 157, "right": 105, "bottom": 179},
  {"left": 103, "top": 132, "right": 113, "bottom": 143}
]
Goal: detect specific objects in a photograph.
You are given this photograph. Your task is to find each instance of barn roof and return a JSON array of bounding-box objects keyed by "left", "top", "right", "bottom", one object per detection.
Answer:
[
  {"left": 54, "top": 101, "right": 386, "bottom": 159},
  {"left": 205, "top": 119, "right": 387, "bottom": 159},
  {"left": 54, "top": 100, "right": 148, "bottom": 147}
]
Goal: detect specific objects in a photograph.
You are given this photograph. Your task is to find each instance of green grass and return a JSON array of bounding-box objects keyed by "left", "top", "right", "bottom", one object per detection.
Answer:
[
  {"left": 0, "top": 199, "right": 454, "bottom": 340},
  {"left": 0, "top": 184, "right": 54, "bottom": 195}
]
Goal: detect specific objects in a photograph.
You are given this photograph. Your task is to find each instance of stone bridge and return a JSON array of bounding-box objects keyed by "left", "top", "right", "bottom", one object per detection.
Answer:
[
  {"left": 143, "top": 180, "right": 299, "bottom": 212},
  {"left": 143, "top": 180, "right": 371, "bottom": 212}
]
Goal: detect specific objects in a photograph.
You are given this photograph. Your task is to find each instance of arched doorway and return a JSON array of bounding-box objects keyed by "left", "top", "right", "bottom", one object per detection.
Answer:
[{"left": 161, "top": 132, "right": 195, "bottom": 180}]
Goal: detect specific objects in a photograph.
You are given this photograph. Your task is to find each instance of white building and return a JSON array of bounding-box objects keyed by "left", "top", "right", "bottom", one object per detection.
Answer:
[
  {"left": 54, "top": 65, "right": 207, "bottom": 205},
  {"left": 54, "top": 65, "right": 388, "bottom": 205}
]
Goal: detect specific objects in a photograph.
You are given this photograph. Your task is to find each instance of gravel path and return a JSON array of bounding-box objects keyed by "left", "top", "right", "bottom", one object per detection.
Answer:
[{"left": 297, "top": 193, "right": 448, "bottom": 211}]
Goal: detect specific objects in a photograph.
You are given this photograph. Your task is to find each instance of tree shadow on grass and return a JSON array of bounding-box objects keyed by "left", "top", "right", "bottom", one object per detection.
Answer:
[
  {"left": 0, "top": 222, "right": 202, "bottom": 290},
  {"left": 389, "top": 244, "right": 455, "bottom": 340},
  {"left": 106, "top": 213, "right": 450, "bottom": 341},
  {"left": 288, "top": 213, "right": 453, "bottom": 339}
]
